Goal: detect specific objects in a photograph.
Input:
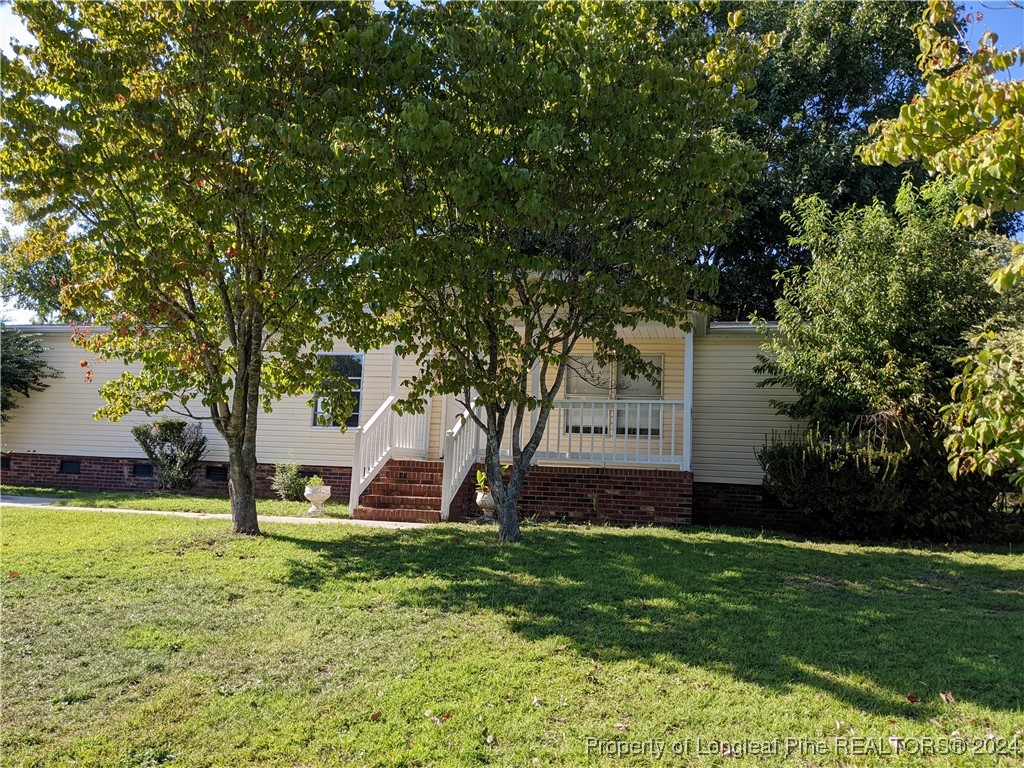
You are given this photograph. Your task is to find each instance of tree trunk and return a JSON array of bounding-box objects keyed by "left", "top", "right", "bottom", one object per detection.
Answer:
[
  {"left": 483, "top": 401, "right": 556, "bottom": 544},
  {"left": 222, "top": 296, "right": 265, "bottom": 535},
  {"left": 485, "top": 431, "right": 522, "bottom": 543},
  {"left": 227, "top": 436, "right": 260, "bottom": 535},
  {"left": 496, "top": 498, "right": 522, "bottom": 542}
]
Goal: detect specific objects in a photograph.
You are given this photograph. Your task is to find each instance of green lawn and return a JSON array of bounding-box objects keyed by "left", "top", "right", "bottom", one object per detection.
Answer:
[
  {"left": 0, "top": 484, "right": 348, "bottom": 518},
  {"left": 2, "top": 508, "right": 1022, "bottom": 767}
]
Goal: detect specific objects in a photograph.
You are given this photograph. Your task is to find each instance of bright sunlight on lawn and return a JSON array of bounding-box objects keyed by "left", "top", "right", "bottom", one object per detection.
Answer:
[{"left": 2, "top": 508, "right": 1022, "bottom": 767}]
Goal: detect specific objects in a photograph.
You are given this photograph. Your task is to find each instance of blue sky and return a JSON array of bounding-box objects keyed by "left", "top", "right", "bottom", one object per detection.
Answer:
[
  {"left": 961, "top": 0, "right": 1024, "bottom": 77},
  {"left": 1, "top": 1, "right": 1022, "bottom": 323}
]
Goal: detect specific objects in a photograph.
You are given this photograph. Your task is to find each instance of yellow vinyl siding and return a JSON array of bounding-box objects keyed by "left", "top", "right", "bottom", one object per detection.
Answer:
[
  {"left": 0, "top": 336, "right": 158, "bottom": 460},
  {"left": 3, "top": 328, "right": 799, "bottom": 482},
  {"left": 691, "top": 334, "right": 799, "bottom": 485},
  {"left": 0, "top": 332, "right": 407, "bottom": 467}
]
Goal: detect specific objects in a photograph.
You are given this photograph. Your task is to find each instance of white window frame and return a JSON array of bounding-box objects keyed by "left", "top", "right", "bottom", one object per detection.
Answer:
[{"left": 311, "top": 352, "right": 364, "bottom": 430}]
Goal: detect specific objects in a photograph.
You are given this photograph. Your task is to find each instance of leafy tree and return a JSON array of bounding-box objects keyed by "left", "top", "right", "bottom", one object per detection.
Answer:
[
  {"left": 945, "top": 328, "right": 1024, "bottom": 486},
  {"left": 1, "top": 1, "right": 383, "bottom": 533},
  {"left": 0, "top": 201, "right": 84, "bottom": 324},
  {"left": 707, "top": 0, "right": 928, "bottom": 320},
  {"left": 860, "top": 0, "right": 1024, "bottom": 488},
  {"left": 860, "top": 1, "right": 1023, "bottom": 235},
  {"left": 0, "top": 324, "right": 60, "bottom": 422},
  {"left": 350, "top": 1, "right": 764, "bottom": 542},
  {"left": 757, "top": 180, "right": 1014, "bottom": 433}
]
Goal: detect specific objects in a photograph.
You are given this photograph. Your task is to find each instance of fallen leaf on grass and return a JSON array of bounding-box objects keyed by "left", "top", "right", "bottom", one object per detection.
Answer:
[
  {"left": 370, "top": 712, "right": 383, "bottom": 722},
  {"left": 906, "top": 695, "right": 919, "bottom": 703},
  {"left": 928, "top": 718, "right": 943, "bottom": 727},
  {"left": 615, "top": 722, "right": 629, "bottom": 732},
  {"left": 7, "top": 572, "right": 19, "bottom": 579},
  {"left": 939, "top": 691, "right": 956, "bottom": 704},
  {"left": 532, "top": 697, "right": 543, "bottom": 707}
]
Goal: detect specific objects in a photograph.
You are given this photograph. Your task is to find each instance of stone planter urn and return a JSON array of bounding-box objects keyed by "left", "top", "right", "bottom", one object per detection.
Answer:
[
  {"left": 304, "top": 484, "right": 331, "bottom": 517},
  {"left": 475, "top": 489, "right": 496, "bottom": 523}
]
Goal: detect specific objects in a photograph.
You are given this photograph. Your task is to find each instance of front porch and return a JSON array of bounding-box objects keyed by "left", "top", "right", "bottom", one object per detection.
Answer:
[
  {"left": 349, "top": 396, "right": 693, "bottom": 523},
  {"left": 348, "top": 325, "right": 697, "bottom": 522}
]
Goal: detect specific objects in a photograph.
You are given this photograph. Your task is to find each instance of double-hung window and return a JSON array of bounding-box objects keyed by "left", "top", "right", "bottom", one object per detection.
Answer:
[
  {"left": 564, "top": 355, "right": 663, "bottom": 435},
  {"left": 311, "top": 354, "right": 363, "bottom": 429}
]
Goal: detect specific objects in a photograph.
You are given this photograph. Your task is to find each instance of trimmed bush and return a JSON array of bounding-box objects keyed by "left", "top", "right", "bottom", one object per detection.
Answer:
[
  {"left": 759, "top": 429, "right": 1017, "bottom": 541},
  {"left": 271, "top": 461, "right": 307, "bottom": 502},
  {"left": 130, "top": 419, "right": 207, "bottom": 491},
  {"left": 758, "top": 430, "right": 910, "bottom": 539}
]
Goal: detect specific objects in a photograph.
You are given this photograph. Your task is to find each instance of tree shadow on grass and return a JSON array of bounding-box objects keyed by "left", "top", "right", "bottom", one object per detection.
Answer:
[{"left": 270, "top": 525, "right": 1024, "bottom": 717}]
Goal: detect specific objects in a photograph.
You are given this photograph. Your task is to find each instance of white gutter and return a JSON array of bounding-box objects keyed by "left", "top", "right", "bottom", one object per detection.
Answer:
[{"left": 707, "top": 321, "right": 777, "bottom": 335}]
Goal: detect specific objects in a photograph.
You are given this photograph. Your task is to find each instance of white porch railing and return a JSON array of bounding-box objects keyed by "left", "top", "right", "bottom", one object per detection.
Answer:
[
  {"left": 348, "top": 396, "right": 432, "bottom": 510},
  {"left": 491, "top": 399, "right": 686, "bottom": 467},
  {"left": 437, "top": 399, "right": 686, "bottom": 517},
  {"left": 439, "top": 408, "right": 481, "bottom": 521}
]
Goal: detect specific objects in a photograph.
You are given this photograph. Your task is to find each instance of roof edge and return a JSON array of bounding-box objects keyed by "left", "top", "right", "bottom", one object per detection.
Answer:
[{"left": 707, "top": 320, "right": 776, "bottom": 335}]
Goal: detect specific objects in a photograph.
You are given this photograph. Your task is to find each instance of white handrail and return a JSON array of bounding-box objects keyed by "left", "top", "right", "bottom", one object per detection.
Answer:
[
  {"left": 349, "top": 396, "right": 431, "bottom": 510},
  {"left": 439, "top": 409, "right": 481, "bottom": 520}
]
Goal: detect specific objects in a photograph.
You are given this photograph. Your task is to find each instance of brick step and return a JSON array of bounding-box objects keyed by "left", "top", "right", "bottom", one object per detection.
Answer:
[
  {"left": 360, "top": 494, "right": 441, "bottom": 511},
  {"left": 365, "top": 483, "right": 442, "bottom": 499},
  {"left": 353, "top": 506, "right": 441, "bottom": 524},
  {"left": 379, "top": 470, "right": 443, "bottom": 481},
  {"left": 385, "top": 461, "right": 444, "bottom": 470},
  {"left": 372, "top": 479, "right": 444, "bottom": 489}
]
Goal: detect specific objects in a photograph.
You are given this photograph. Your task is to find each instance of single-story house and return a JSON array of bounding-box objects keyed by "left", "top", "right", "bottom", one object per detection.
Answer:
[{"left": 0, "top": 319, "right": 803, "bottom": 529}]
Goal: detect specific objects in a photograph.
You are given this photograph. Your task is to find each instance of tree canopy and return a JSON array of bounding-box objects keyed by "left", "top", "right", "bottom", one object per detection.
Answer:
[
  {"left": 707, "top": 0, "right": 928, "bottom": 320},
  {"left": 347, "top": 1, "right": 765, "bottom": 541},
  {"left": 860, "top": 0, "right": 1024, "bottom": 488},
  {"left": 1, "top": 1, "right": 384, "bottom": 532},
  {"left": 757, "top": 179, "right": 1015, "bottom": 432}
]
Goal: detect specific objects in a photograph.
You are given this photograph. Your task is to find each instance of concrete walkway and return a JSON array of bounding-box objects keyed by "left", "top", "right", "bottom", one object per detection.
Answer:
[{"left": 0, "top": 496, "right": 430, "bottom": 529}]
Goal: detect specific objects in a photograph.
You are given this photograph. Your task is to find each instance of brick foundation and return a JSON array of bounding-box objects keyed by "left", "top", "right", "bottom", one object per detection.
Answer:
[
  {"left": 3, "top": 451, "right": 809, "bottom": 534},
  {"left": 0, "top": 452, "right": 351, "bottom": 500},
  {"left": 452, "top": 463, "right": 693, "bottom": 527},
  {"left": 692, "top": 481, "right": 805, "bottom": 533}
]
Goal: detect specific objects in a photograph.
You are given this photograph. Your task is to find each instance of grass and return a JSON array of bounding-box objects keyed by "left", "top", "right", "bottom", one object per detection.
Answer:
[
  {"left": 0, "top": 484, "right": 348, "bottom": 518},
  {"left": 2, "top": 508, "right": 1023, "bottom": 767}
]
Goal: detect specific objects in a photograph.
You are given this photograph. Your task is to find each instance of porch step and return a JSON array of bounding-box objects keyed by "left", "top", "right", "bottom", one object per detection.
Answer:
[
  {"left": 355, "top": 458, "right": 447, "bottom": 521},
  {"left": 360, "top": 494, "right": 441, "bottom": 511},
  {"left": 382, "top": 468, "right": 442, "bottom": 481},
  {"left": 367, "top": 483, "right": 442, "bottom": 499},
  {"left": 353, "top": 506, "right": 441, "bottom": 524}
]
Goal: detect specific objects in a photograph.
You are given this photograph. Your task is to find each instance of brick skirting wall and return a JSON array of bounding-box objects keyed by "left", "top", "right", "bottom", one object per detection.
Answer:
[
  {"left": 452, "top": 463, "right": 693, "bottom": 527},
  {"left": 0, "top": 452, "right": 351, "bottom": 500},
  {"left": 692, "top": 481, "right": 805, "bottom": 533},
  {"left": 4, "top": 451, "right": 812, "bottom": 534}
]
